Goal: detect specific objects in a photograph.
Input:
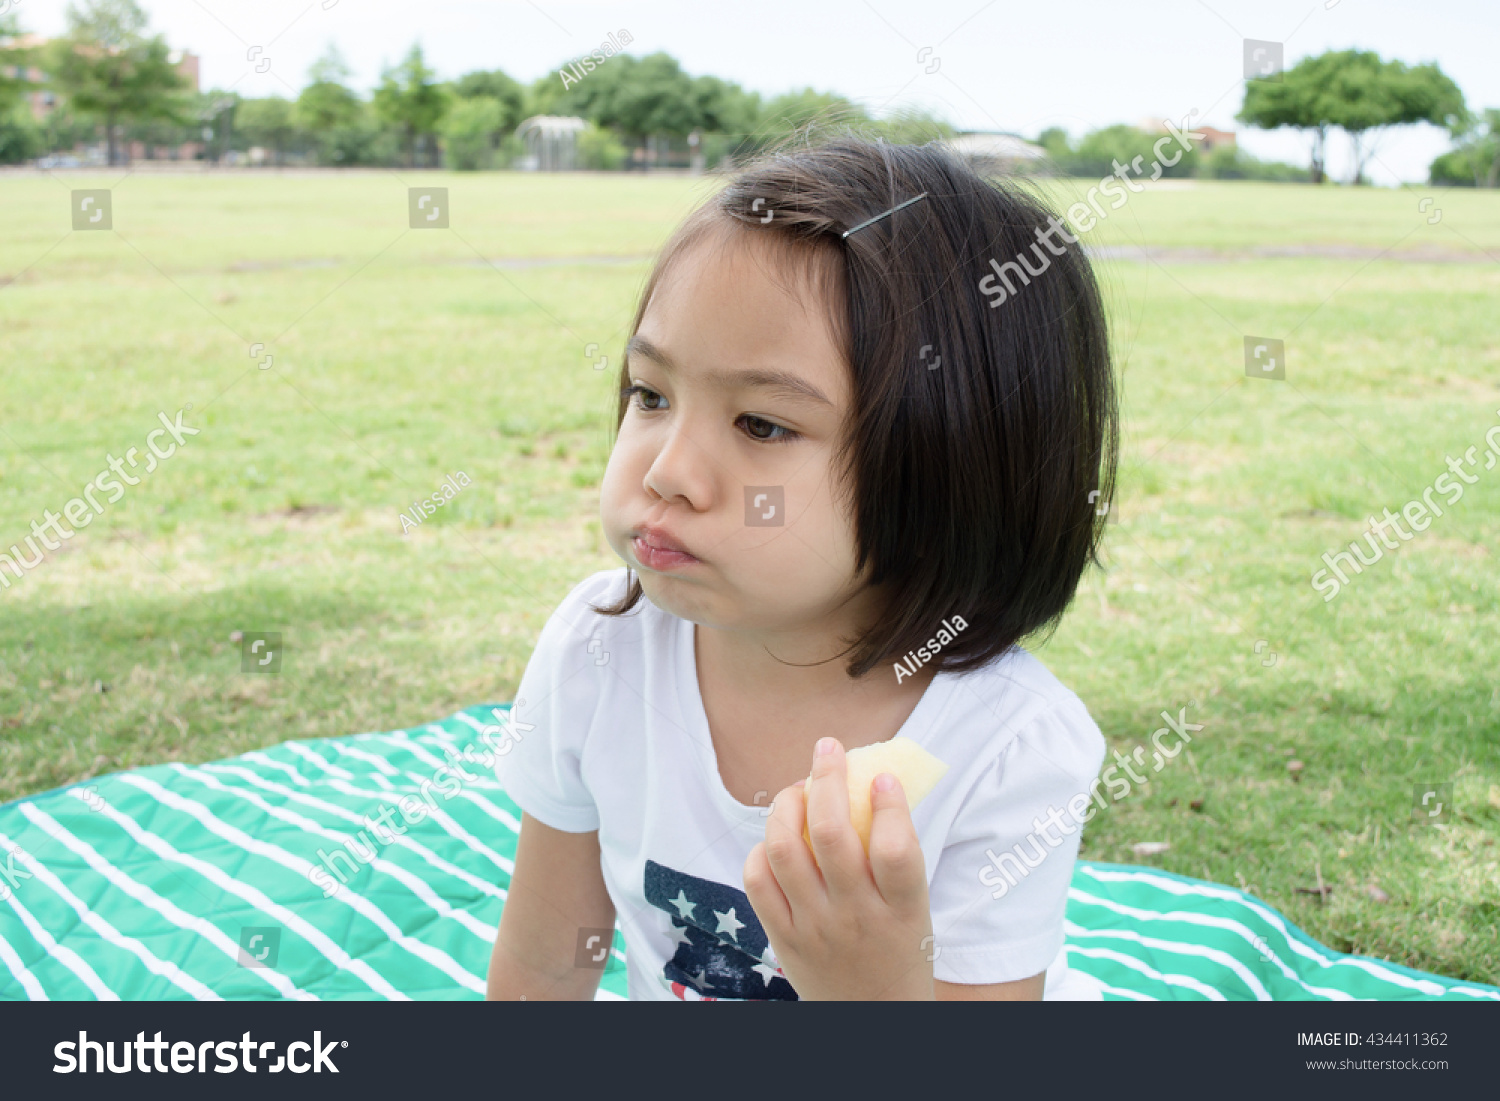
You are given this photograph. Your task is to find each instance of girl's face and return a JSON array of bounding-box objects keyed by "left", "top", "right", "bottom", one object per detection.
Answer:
[{"left": 599, "top": 227, "right": 874, "bottom": 637}]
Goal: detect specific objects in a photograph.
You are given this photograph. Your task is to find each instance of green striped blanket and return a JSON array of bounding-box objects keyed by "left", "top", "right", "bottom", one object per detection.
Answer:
[{"left": 0, "top": 705, "right": 1493, "bottom": 1001}]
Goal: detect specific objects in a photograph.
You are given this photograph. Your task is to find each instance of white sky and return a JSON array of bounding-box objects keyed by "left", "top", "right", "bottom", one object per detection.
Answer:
[{"left": 16, "top": 0, "right": 1499, "bottom": 184}]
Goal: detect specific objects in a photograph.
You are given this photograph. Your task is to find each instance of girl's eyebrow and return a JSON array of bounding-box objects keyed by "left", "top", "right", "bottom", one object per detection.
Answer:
[{"left": 626, "top": 335, "right": 833, "bottom": 408}]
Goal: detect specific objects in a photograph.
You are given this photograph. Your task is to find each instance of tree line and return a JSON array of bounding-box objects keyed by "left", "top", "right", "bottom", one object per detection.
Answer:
[
  {"left": 0, "top": 0, "right": 953, "bottom": 170},
  {"left": 1, "top": 0, "right": 1494, "bottom": 186}
]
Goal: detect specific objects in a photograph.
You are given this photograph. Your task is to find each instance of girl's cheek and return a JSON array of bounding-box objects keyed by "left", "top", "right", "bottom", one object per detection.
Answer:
[
  {"left": 605, "top": 417, "right": 655, "bottom": 478},
  {"left": 597, "top": 445, "right": 636, "bottom": 530}
]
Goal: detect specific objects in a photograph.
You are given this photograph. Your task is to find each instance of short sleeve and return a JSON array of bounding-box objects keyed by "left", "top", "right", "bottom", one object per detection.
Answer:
[
  {"left": 925, "top": 698, "right": 1106, "bottom": 985},
  {"left": 492, "top": 572, "right": 618, "bottom": 833}
]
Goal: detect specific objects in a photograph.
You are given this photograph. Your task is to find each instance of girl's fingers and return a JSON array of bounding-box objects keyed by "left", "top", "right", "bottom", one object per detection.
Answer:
[
  {"left": 866, "top": 773, "right": 929, "bottom": 910},
  {"left": 762, "top": 779, "right": 824, "bottom": 907},
  {"left": 803, "top": 738, "right": 870, "bottom": 899},
  {"left": 742, "top": 841, "right": 791, "bottom": 934}
]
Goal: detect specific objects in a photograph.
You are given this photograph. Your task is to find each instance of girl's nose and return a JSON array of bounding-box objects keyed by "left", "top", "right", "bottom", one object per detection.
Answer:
[{"left": 642, "top": 423, "right": 716, "bottom": 511}]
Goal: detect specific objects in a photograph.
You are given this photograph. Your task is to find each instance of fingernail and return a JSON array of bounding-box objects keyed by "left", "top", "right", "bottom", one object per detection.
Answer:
[
  {"left": 815, "top": 737, "right": 838, "bottom": 757},
  {"left": 873, "top": 772, "right": 897, "bottom": 792}
]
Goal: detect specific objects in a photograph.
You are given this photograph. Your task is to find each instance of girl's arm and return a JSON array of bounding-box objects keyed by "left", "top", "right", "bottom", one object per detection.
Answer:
[{"left": 485, "top": 812, "right": 616, "bottom": 1000}]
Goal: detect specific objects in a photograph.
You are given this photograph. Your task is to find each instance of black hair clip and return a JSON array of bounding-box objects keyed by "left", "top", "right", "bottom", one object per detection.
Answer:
[{"left": 841, "top": 192, "right": 929, "bottom": 238}]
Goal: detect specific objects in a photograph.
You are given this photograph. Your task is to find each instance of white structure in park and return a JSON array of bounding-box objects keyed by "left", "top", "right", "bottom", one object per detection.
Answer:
[{"left": 516, "top": 115, "right": 589, "bottom": 171}]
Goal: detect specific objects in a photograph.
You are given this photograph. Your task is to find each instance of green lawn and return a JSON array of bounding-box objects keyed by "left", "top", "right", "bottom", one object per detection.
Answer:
[{"left": 1, "top": 169, "right": 1497, "bottom": 985}]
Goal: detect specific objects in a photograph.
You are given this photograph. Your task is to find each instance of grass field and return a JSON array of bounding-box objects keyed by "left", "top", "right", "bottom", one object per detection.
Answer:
[{"left": 1, "top": 166, "right": 1497, "bottom": 984}]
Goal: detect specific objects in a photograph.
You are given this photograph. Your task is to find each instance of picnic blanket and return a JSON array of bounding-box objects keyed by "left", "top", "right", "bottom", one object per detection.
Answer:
[{"left": 1, "top": 704, "right": 1494, "bottom": 1001}]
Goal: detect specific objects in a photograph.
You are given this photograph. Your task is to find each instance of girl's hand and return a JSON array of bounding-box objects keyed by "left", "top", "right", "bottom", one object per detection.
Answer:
[{"left": 742, "top": 737, "right": 935, "bottom": 1000}]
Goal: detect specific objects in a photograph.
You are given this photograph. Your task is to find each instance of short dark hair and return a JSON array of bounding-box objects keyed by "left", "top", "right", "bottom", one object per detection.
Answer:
[{"left": 594, "top": 134, "right": 1118, "bottom": 679}]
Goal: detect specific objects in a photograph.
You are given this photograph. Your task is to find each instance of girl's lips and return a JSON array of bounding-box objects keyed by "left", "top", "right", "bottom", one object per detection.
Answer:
[{"left": 632, "top": 531, "right": 700, "bottom": 572}]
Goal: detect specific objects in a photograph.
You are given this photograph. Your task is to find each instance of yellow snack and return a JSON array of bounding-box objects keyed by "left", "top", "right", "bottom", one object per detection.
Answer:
[{"left": 801, "top": 737, "right": 949, "bottom": 855}]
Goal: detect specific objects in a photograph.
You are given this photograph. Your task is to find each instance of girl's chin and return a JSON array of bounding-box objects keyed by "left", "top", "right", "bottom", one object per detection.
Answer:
[{"left": 634, "top": 574, "right": 715, "bottom": 624}]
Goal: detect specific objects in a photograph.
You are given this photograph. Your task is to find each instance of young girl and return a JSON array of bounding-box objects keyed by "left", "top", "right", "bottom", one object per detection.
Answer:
[{"left": 487, "top": 136, "right": 1118, "bottom": 1001}]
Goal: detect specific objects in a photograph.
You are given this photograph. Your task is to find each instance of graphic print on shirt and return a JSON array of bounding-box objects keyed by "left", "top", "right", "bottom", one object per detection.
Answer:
[{"left": 643, "top": 858, "right": 798, "bottom": 1000}]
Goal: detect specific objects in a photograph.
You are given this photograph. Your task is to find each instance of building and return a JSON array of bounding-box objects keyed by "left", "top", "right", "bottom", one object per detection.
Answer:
[
  {"left": 167, "top": 48, "right": 199, "bottom": 96},
  {"left": 2, "top": 34, "right": 57, "bottom": 120},
  {"left": 946, "top": 131, "right": 1047, "bottom": 175},
  {"left": 515, "top": 115, "right": 588, "bottom": 171}
]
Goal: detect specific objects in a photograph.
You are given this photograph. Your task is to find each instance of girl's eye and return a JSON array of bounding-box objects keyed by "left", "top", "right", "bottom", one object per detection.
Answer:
[
  {"left": 623, "top": 384, "right": 666, "bottom": 412},
  {"left": 737, "top": 415, "right": 799, "bottom": 444},
  {"left": 624, "top": 384, "right": 798, "bottom": 444}
]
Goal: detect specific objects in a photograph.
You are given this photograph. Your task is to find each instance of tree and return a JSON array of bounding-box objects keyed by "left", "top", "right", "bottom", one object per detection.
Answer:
[
  {"left": 294, "top": 45, "right": 370, "bottom": 166},
  {"left": 556, "top": 51, "right": 703, "bottom": 166},
  {"left": 1035, "top": 126, "right": 1072, "bottom": 167},
  {"left": 236, "top": 96, "right": 296, "bottom": 165},
  {"left": 373, "top": 43, "right": 449, "bottom": 167},
  {"left": 868, "top": 106, "right": 955, "bottom": 146},
  {"left": 1431, "top": 108, "right": 1500, "bottom": 188},
  {"left": 1469, "top": 109, "right": 1500, "bottom": 187},
  {"left": 1033, "top": 124, "right": 1198, "bottom": 178},
  {"left": 523, "top": 50, "right": 765, "bottom": 169},
  {"left": 441, "top": 95, "right": 503, "bottom": 169},
  {"left": 296, "top": 45, "right": 361, "bottom": 132},
  {"left": 445, "top": 69, "right": 525, "bottom": 169},
  {"left": 1240, "top": 49, "right": 1464, "bottom": 185},
  {"left": 0, "top": 11, "right": 44, "bottom": 164},
  {"left": 1325, "top": 52, "right": 1463, "bottom": 184},
  {"left": 1197, "top": 144, "right": 1309, "bottom": 182},
  {"left": 752, "top": 87, "right": 869, "bottom": 153},
  {"left": 541, "top": 52, "right": 640, "bottom": 162},
  {"left": 687, "top": 74, "right": 759, "bottom": 139},
  {"left": 577, "top": 120, "right": 626, "bottom": 169},
  {"left": 686, "top": 74, "right": 760, "bottom": 168},
  {"left": 0, "top": 10, "right": 33, "bottom": 115},
  {"left": 1072, "top": 123, "right": 1198, "bottom": 178},
  {"left": 1239, "top": 52, "right": 1341, "bottom": 183},
  {"left": 451, "top": 68, "right": 525, "bottom": 133},
  {"left": 45, "top": 0, "right": 188, "bottom": 165},
  {"left": 523, "top": 71, "right": 566, "bottom": 120},
  {"left": 548, "top": 52, "right": 769, "bottom": 167}
]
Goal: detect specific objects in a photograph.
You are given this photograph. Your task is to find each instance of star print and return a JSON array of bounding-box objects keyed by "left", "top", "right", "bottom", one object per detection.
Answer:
[
  {"left": 751, "top": 960, "right": 780, "bottom": 986},
  {"left": 643, "top": 858, "right": 800, "bottom": 1000},
  {"left": 713, "top": 907, "right": 746, "bottom": 941},
  {"left": 668, "top": 889, "right": 696, "bottom": 920}
]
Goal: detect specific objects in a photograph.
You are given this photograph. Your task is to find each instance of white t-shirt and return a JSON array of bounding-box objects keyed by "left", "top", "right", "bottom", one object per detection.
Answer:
[{"left": 494, "top": 568, "right": 1107, "bottom": 1001}]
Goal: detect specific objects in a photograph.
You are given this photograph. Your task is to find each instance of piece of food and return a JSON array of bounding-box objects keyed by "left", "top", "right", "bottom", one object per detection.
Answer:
[{"left": 801, "top": 737, "right": 949, "bottom": 855}]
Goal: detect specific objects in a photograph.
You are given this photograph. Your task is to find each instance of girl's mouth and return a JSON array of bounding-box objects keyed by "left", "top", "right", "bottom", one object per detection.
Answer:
[{"left": 631, "top": 526, "right": 700, "bottom": 572}]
